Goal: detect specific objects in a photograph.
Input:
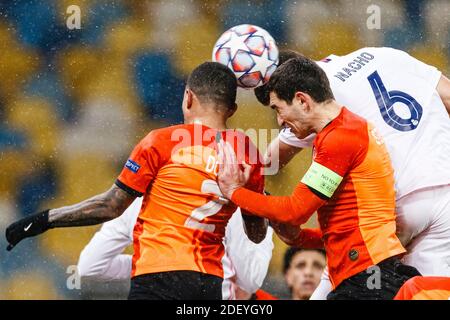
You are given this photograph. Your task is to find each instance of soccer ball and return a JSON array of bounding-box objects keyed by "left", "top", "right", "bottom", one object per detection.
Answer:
[{"left": 212, "top": 24, "right": 279, "bottom": 89}]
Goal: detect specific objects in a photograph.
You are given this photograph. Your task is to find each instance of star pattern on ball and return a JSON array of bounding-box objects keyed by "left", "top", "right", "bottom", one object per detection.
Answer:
[
  {"left": 251, "top": 47, "right": 273, "bottom": 78},
  {"left": 220, "top": 31, "right": 251, "bottom": 60}
]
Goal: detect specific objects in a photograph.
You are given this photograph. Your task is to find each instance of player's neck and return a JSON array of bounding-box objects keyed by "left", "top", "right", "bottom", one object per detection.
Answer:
[
  {"left": 186, "top": 116, "right": 228, "bottom": 130},
  {"left": 313, "top": 100, "right": 343, "bottom": 133}
]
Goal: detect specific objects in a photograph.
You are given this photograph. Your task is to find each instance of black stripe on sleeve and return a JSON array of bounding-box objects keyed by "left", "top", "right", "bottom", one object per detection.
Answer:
[
  {"left": 307, "top": 185, "right": 330, "bottom": 200},
  {"left": 115, "top": 179, "right": 143, "bottom": 197}
]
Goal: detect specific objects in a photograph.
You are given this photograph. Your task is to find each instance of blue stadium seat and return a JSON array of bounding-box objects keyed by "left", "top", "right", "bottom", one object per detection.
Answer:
[
  {"left": 2, "top": 0, "right": 75, "bottom": 54},
  {"left": 133, "top": 51, "right": 184, "bottom": 124},
  {"left": 220, "top": 0, "right": 288, "bottom": 43},
  {"left": 384, "top": 0, "right": 426, "bottom": 49},
  {"left": 23, "top": 70, "right": 76, "bottom": 122},
  {"left": 15, "top": 161, "right": 58, "bottom": 218},
  {"left": 383, "top": 26, "right": 421, "bottom": 49},
  {"left": 0, "top": 126, "right": 27, "bottom": 150},
  {"left": 80, "top": 0, "right": 129, "bottom": 46}
]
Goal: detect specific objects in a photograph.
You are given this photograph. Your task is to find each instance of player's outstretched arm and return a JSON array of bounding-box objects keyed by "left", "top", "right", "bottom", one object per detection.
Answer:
[
  {"left": 77, "top": 198, "right": 141, "bottom": 280},
  {"left": 48, "top": 184, "right": 135, "bottom": 227},
  {"left": 217, "top": 140, "right": 327, "bottom": 225},
  {"left": 437, "top": 75, "right": 450, "bottom": 116},
  {"left": 269, "top": 221, "right": 323, "bottom": 249},
  {"left": 5, "top": 184, "right": 136, "bottom": 251},
  {"left": 264, "top": 136, "right": 303, "bottom": 171}
]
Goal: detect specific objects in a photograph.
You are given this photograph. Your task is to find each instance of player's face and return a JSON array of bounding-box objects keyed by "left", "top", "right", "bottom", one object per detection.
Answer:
[
  {"left": 285, "top": 251, "right": 326, "bottom": 300},
  {"left": 269, "top": 91, "right": 312, "bottom": 139}
]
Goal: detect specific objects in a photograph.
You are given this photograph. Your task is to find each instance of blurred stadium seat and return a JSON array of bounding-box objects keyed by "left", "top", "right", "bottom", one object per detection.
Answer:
[
  {"left": 6, "top": 97, "right": 60, "bottom": 158},
  {"left": 133, "top": 50, "right": 184, "bottom": 124},
  {"left": 0, "top": 23, "right": 39, "bottom": 101},
  {"left": 424, "top": 0, "right": 450, "bottom": 49},
  {"left": 4, "top": 271, "right": 62, "bottom": 300},
  {"left": 0, "top": 0, "right": 448, "bottom": 299}
]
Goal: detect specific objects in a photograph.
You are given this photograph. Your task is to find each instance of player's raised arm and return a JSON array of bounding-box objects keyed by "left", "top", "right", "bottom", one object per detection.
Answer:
[
  {"left": 269, "top": 221, "right": 323, "bottom": 249},
  {"left": 5, "top": 184, "right": 136, "bottom": 251},
  {"left": 6, "top": 128, "right": 163, "bottom": 251},
  {"left": 218, "top": 140, "right": 327, "bottom": 226},
  {"left": 263, "top": 135, "right": 303, "bottom": 171},
  {"left": 437, "top": 74, "right": 450, "bottom": 116},
  {"left": 49, "top": 185, "right": 135, "bottom": 227}
]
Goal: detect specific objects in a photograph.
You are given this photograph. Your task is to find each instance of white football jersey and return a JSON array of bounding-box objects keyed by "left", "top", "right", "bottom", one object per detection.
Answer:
[{"left": 280, "top": 47, "right": 450, "bottom": 199}]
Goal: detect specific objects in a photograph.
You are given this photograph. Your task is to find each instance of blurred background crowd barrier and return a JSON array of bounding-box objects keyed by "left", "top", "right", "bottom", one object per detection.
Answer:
[{"left": 0, "top": 0, "right": 449, "bottom": 299}]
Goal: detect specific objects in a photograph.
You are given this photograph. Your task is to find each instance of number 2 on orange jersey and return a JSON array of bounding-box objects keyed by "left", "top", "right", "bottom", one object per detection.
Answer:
[{"left": 184, "top": 179, "right": 224, "bottom": 232}]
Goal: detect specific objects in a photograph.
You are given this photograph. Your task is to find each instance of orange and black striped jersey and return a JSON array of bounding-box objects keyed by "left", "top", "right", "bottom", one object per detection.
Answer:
[
  {"left": 116, "top": 123, "right": 264, "bottom": 279},
  {"left": 232, "top": 108, "right": 405, "bottom": 288}
]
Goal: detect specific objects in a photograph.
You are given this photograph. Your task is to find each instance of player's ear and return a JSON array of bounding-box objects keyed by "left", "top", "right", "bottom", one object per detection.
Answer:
[
  {"left": 185, "top": 88, "right": 194, "bottom": 109},
  {"left": 295, "top": 91, "right": 310, "bottom": 111}
]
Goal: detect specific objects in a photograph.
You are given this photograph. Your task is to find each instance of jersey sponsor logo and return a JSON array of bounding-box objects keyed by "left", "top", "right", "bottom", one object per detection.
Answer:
[
  {"left": 125, "top": 159, "right": 141, "bottom": 173},
  {"left": 301, "top": 161, "right": 343, "bottom": 198},
  {"left": 334, "top": 52, "right": 375, "bottom": 82}
]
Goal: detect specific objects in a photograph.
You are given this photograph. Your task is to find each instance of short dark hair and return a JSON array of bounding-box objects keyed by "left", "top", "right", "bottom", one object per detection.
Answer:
[
  {"left": 283, "top": 247, "right": 326, "bottom": 274},
  {"left": 254, "top": 50, "right": 304, "bottom": 106},
  {"left": 268, "top": 56, "right": 334, "bottom": 104},
  {"left": 187, "top": 62, "right": 237, "bottom": 111}
]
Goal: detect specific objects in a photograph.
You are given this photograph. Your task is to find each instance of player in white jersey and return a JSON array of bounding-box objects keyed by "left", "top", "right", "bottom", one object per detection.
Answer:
[
  {"left": 77, "top": 197, "right": 274, "bottom": 300},
  {"left": 257, "top": 48, "right": 450, "bottom": 299}
]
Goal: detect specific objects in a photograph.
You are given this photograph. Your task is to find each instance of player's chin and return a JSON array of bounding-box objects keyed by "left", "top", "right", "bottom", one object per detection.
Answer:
[{"left": 299, "top": 281, "right": 318, "bottom": 294}]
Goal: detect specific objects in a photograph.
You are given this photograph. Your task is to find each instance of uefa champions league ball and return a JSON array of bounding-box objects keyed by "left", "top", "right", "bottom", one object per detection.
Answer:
[{"left": 212, "top": 24, "right": 279, "bottom": 89}]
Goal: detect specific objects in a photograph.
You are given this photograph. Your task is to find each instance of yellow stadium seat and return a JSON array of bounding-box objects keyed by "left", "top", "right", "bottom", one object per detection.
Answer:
[
  {"left": 0, "top": 24, "right": 39, "bottom": 101},
  {"left": 301, "top": 20, "right": 363, "bottom": 60},
  {"left": 173, "top": 17, "right": 220, "bottom": 76},
  {"left": 53, "top": 154, "right": 118, "bottom": 204},
  {"left": 409, "top": 45, "right": 449, "bottom": 75},
  {"left": 39, "top": 225, "right": 100, "bottom": 268},
  {"left": 103, "top": 18, "right": 154, "bottom": 59},
  {"left": 39, "top": 153, "right": 117, "bottom": 266},
  {"left": 0, "top": 150, "right": 28, "bottom": 198},
  {"left": 58, "top": 46, "right": 140, "bottom": 111},
  {"left": 57, "top": 47, "right": 100, "bottom": 100},
  {"left": 5, "top": 272, "right": 62, "bottom": 300},
  {"left": 6, "top": 97, "right": 60, "bottom": 159},
  {"left": 81, "top": 59, "right": 140, "bottom": 112}
]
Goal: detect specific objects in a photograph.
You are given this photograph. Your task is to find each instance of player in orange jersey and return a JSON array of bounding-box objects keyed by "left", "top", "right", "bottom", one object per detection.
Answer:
[
  {"left": 5, "top": 62, "right": 268, "bottom": 300},
  {"left": 217, "top": 56, "right": 421, "bottom": 300},
  {"left": 394, "top": 276, "right": 450, "bottom": 300}
]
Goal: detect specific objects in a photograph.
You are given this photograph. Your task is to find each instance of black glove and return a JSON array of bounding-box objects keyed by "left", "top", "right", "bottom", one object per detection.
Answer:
[{"left": 5, "top": 209, "right": 51, "bottom": 251}]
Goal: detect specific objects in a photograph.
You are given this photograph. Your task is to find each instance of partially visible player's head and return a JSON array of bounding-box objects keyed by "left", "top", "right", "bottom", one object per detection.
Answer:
[
  {"left": 183, "top": 62, "right": 237, "bottom": 123},
  {"left": 283, "top": 247, "right": 326, "bottom": 300},
  {"left": 267, "top": 56, "right": 335, "bottom": 139},
  {"left": 254, "top": 49, "right": 304, "bottom": 107}
]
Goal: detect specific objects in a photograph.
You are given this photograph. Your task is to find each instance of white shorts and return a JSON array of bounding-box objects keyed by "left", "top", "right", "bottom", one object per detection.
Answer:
[
  {"left": 310, "top": 184, "right": 450, "bottom": 299},
  {"left": 309, "top": 267, "right": 331, "bottom": 300},
  {"left": 396, "top": 185, "right": 450, "bottom": 276}
]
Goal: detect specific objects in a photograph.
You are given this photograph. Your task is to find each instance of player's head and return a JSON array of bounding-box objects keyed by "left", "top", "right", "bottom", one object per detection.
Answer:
[
  {"left": 183, "top": 62, "right": 237, "bottom": 122},
  {"left": 283, "top": 247, "right": 326, "bottom": 300},
  {"left": 254, "top": 49, "right": 304, "bottom": 107},
  {"left": 267, "top": 56, "right": 335, "bottom": 139}
]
